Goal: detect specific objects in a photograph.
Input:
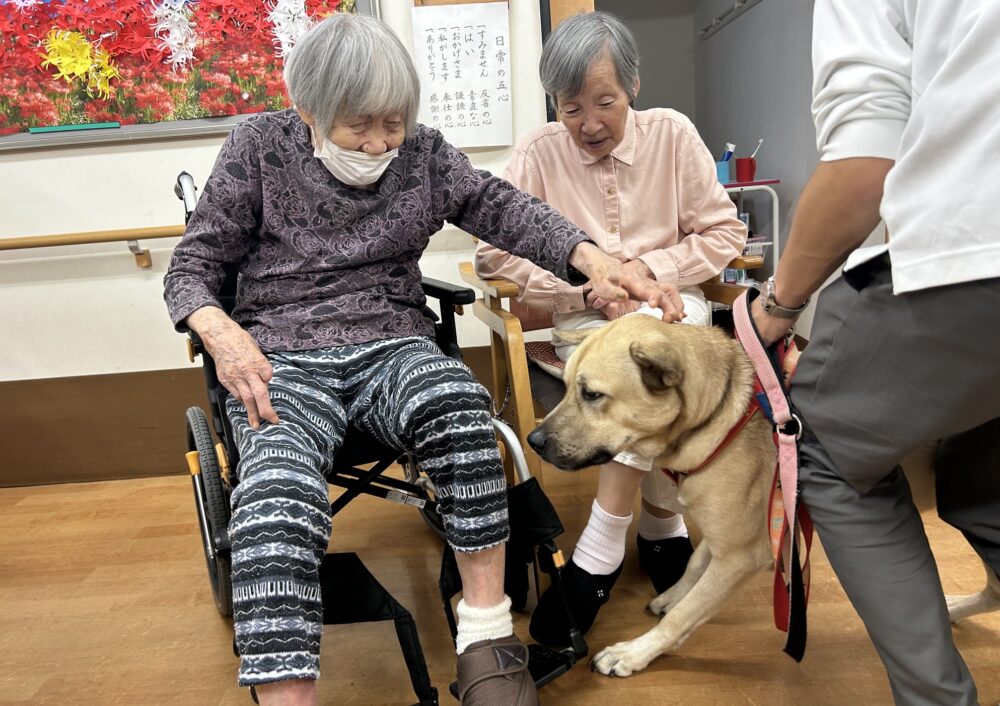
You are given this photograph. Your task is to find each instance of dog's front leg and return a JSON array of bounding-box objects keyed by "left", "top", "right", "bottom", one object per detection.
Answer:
[
  {"left": 648, "top": 541, "right": 711, "bottom": 617},
  {"left": 947, "top": 558, "right": 1000, "bottom": 622},
  {"left": 591, "top": 554, "right": 759, "bottom": 677}
]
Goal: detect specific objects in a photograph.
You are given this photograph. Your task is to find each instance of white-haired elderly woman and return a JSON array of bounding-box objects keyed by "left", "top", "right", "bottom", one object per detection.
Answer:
[
  {"left": 164, "top": 12, "right": 680, "bottom": 706},
  {"left": 475, "top": 11, "right": 747, "bottom": 648}
]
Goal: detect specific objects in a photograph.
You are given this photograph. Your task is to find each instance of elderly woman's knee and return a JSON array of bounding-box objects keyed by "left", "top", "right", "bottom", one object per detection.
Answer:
[
  {"left": 229, "top": 432, "right": 332, "bottom": 526},
  {"left": 405, "top": 379, "right": 493, "bottom": 435},
  {"left": 396, "top": 355, "right": 491, "bottom": 423}
]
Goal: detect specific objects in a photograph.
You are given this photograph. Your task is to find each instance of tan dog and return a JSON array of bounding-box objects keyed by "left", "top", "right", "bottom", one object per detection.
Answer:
[{"left": 527, "top": 315, "right": 776, "bottom": 677}]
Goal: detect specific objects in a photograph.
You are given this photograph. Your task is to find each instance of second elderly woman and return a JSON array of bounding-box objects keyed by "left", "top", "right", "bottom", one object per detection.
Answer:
[{"left": 475, "top": 11, "right": 748, "bottom": 649}]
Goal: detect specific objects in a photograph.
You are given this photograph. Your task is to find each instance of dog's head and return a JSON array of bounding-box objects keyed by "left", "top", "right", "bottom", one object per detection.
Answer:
[{"left": 528, "top": 316, "right": 741, "bottom": 470}]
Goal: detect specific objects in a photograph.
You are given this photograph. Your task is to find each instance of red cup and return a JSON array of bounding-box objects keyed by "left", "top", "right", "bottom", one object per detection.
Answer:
[{"left": 734, "top": 157, "right": 757, "bottom": 183}]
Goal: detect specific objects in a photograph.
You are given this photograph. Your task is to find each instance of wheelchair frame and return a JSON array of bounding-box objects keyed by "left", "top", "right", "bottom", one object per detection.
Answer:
[{"left": 175, "top": 171, "right": 587, "bottom": 704}]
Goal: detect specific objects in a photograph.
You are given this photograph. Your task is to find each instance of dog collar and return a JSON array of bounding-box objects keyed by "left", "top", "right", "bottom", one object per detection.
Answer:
[{"left": 660, "top": 397, "right": 762, "bottom": 486}]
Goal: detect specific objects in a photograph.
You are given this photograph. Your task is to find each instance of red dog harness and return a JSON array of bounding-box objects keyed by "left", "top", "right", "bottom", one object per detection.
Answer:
[
  {"left": 660, "top": 397, "right": 761, "bottom": 486},
  {"left": 660, "top": 289, "right": 813, "bottom": 662}
]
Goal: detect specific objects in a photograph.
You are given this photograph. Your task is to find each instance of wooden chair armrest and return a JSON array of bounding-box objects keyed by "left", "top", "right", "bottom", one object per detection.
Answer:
[
  {"left": 699, "top": 281, "right": 752, "bottom": 306},
  {"left": 459, "top": 261, "right": 521, "bottom": 300},
  {"left": 726, "top": 254, "right": 765, "bottom": 270},
  {"left": 698, "top": 255, "right": 764, "bottom": 305}
]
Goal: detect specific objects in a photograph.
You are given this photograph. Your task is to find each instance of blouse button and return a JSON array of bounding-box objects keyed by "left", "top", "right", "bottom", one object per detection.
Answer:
[{"left": 609, "top": 225, "right": 619, "bottom": 234}]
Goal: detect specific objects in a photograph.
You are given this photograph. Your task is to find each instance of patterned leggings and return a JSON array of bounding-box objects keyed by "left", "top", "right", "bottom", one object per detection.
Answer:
[{"left": 225, "top": 336, "right": 508, "bottom": 686}]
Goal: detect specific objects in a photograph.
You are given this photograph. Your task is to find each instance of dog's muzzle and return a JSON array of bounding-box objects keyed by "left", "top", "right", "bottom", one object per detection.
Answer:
[{"left": 528, "top": 426, "right": 614, "bottom": 470}]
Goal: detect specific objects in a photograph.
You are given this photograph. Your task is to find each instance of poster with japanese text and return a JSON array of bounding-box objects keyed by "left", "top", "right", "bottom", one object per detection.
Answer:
[{"left": 410, "top": 2, "right": 512, "bottom": 148}]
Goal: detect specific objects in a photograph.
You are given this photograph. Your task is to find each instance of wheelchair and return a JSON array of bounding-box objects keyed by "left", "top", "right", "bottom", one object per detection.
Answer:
[{"left": 174, "top": 172, "right": 588, "bottom": 704}]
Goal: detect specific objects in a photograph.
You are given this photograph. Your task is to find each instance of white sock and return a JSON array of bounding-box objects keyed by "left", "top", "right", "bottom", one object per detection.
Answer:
[
  {"left": 572, "top": 500, "right": 632, "bottom": 576},
  {"left": 637, "top": 507, "right": 688, "bottom": 541},
  {"left": 455, "top": 595, "right": 513, "bottom": 655}
]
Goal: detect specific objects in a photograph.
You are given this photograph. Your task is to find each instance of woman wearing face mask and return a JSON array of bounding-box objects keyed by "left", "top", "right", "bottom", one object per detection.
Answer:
[
  {"left": 164, "top": 12, "right": 681, "bottom": 706},
  {"left": 475, "top": 11, "right": 747, "bottom": 649}
]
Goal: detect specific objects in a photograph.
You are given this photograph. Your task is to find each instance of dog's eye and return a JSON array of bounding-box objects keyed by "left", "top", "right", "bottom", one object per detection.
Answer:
[{"left": 581, "top": 388, "right": 604, "bottom": 402}]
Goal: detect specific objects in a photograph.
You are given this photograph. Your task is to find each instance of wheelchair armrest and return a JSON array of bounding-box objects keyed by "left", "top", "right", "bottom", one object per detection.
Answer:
[
  {"left": 186, "top": 330, "right": 205, "bottom": 360},
  {"left": 420, "top": 276, "right": 475, "bottom": 306},
  {"left": 420, "top": 277, "right": 473, "bottom": 361}
]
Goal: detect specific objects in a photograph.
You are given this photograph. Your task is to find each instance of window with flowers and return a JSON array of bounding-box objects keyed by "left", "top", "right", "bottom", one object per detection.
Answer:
[{"left": 0, "top": 0, "right": 360, "bottom": 138}]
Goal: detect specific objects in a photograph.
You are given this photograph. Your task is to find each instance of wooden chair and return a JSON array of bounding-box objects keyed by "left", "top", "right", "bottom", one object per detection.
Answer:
[{"left": 458, "top": 256, "right": 764, "bottom": 479}]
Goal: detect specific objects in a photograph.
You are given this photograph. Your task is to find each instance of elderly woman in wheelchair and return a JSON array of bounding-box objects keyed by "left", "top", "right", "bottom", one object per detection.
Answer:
[
  {"left": 475, "top": 12, "right": 748, "bottom": 650},
  {"left": 164, "top": 13, "right": 681, "bottom": 706}
]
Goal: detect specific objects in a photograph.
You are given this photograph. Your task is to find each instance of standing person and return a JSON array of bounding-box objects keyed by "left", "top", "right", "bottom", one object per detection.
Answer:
[
  {"left": 751, "top": 1, "right": 1000, "bottom": 703},
  {"left": 475, "top": 11, "right": 746, "bottom": 647},
  {"left": 164, "top": 13, "right": 680, "bottom": 706}
]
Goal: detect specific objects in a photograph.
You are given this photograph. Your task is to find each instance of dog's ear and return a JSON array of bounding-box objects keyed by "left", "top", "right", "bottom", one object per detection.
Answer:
[
  {"left": 552, "top": 327, "right": 598, "bottom": 346},
  {"left": 629, "top": 340, "right": 683, "bottom": 394}
]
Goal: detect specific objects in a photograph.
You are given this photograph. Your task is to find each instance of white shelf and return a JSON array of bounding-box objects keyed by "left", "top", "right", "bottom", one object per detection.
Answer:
[{"left": 726, "top": 182, "right": 780, "bottom": 276}]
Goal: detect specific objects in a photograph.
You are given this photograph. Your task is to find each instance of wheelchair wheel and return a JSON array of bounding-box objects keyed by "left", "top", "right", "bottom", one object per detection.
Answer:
[{"left": 186, "top": 406, "right": 233, "bottom": 617}]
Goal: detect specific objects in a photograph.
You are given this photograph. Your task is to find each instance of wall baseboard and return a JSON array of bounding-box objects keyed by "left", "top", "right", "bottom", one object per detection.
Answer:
[{"left": 0, "top": 346, "right": 493, "bottom": 488}]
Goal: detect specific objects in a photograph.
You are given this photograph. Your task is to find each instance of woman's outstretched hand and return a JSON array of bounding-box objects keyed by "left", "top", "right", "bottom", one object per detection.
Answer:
[{"left": 570, "top": 243, "right": 684, "bottom": 322}]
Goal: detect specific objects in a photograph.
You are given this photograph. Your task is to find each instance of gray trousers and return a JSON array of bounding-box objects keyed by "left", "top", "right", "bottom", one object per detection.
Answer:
[{"left": 791, "top": 254, "right": 1000, "bottom": 706}]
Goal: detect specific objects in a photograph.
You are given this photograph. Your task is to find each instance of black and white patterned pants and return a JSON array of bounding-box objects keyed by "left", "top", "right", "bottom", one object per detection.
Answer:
[{"left": 225, "top": 336, "right": 508, "bottom": 686}]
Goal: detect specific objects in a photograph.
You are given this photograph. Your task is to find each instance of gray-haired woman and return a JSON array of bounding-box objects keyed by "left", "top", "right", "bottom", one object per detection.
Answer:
[
  {"left": 475, "top": 11, "right": 747, "bottom": 651},
  {"left": 164, "top": 12, "right": 679, "bottom": 706}
]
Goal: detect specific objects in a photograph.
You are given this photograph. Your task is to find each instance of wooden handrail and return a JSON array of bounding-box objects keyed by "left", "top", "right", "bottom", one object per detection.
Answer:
[
  {"left": 0, "top": 224, "right": 185, "bottom": 269},
  {"left": 0, "top": 225, "right": 184, "bottom": 251}
]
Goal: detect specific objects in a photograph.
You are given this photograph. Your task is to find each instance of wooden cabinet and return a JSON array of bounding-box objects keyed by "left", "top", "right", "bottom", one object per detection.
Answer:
[{"left": 550, "top": 0, "right": 594, "bottom": 27}]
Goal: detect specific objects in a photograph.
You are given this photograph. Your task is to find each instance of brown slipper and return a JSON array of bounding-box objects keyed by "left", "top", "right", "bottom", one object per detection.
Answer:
[{"left": 456, "top": 635, "right": 538, "bottom": 705}]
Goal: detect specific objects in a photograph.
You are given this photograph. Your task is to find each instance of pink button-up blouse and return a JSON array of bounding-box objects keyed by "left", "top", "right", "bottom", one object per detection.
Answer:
[{"left": 475, "top": 108, "right": 747, "bottom": 317}]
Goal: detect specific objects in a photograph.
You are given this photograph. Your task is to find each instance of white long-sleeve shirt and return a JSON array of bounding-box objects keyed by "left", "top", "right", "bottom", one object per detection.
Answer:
[{"left": 813, "top": 0, "right": 1000, "bottom": 293}]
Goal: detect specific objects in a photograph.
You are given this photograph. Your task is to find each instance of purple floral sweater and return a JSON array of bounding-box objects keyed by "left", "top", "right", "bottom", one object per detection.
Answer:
[{"left": 164, "top": 109, "right": 589, "bottom": 352}]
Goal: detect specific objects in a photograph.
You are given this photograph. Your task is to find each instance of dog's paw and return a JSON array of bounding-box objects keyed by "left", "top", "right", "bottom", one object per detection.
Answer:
[
  {"left": 590, "top": 639, "right": 655, "bottom": 677},
  {"left": 946, "top": 590, "right": 1000, "bottom": 623},
  {"left": 648, "top": 587, "right": 681, "bottom": 617}
]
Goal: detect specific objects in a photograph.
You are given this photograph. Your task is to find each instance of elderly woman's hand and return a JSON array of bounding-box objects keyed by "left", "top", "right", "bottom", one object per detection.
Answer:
[
  {"left": 570, "top": 243, "right": 628, "bottom": 302},
  {"left": 601, "top": 299, "right": 643, "bottom": 320},
  {"left": 584, "top": 288, "right": 642, "bottom": 319},
  {"left": 570, "top": 244, "right": 685, "bottom": 322},
  {"left": 186, "top": 306, "right": 280, "bottom": 430},
  {"left": 620, "top": 260, "right": 685, "bottom": 322}
]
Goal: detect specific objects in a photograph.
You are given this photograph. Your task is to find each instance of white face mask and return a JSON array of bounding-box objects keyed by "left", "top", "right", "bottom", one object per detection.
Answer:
[{"left": 311, "top": 130, "right": 398, "bottom": 186}]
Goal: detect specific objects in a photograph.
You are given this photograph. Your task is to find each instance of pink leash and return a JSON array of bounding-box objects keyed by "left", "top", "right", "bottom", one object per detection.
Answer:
[{"left": 733, "top": 288, "right": 813, "bottom": 662}]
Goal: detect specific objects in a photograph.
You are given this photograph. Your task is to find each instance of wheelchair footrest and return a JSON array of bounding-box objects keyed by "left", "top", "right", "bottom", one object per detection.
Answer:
[
  {"left": 316, "top": 552, "right": 437, "bottom": 706},
  {"left": 528, "top": 643, "right": 579, "bottom": 690},
  {"left": 318, "top": 551, "right": 408, "bottom": 625}
]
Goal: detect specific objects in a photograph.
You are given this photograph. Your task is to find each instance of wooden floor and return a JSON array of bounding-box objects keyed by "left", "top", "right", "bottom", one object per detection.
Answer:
[{"left": 1, "top": 449, "right": 998, "bottom": 706}]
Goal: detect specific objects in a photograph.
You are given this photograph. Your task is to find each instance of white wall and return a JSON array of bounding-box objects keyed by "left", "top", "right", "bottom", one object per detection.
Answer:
[
  {"left": 0, "top": 0, "right": 547, "bottom": 382},
  {"left": 693, "top": 0, "right": 820, "bottom": 334}
]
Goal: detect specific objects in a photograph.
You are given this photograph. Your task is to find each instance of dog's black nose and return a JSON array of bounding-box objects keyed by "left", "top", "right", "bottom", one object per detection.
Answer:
[{"left": 527, "top": 427, "right": 547, "bottom": 453}]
